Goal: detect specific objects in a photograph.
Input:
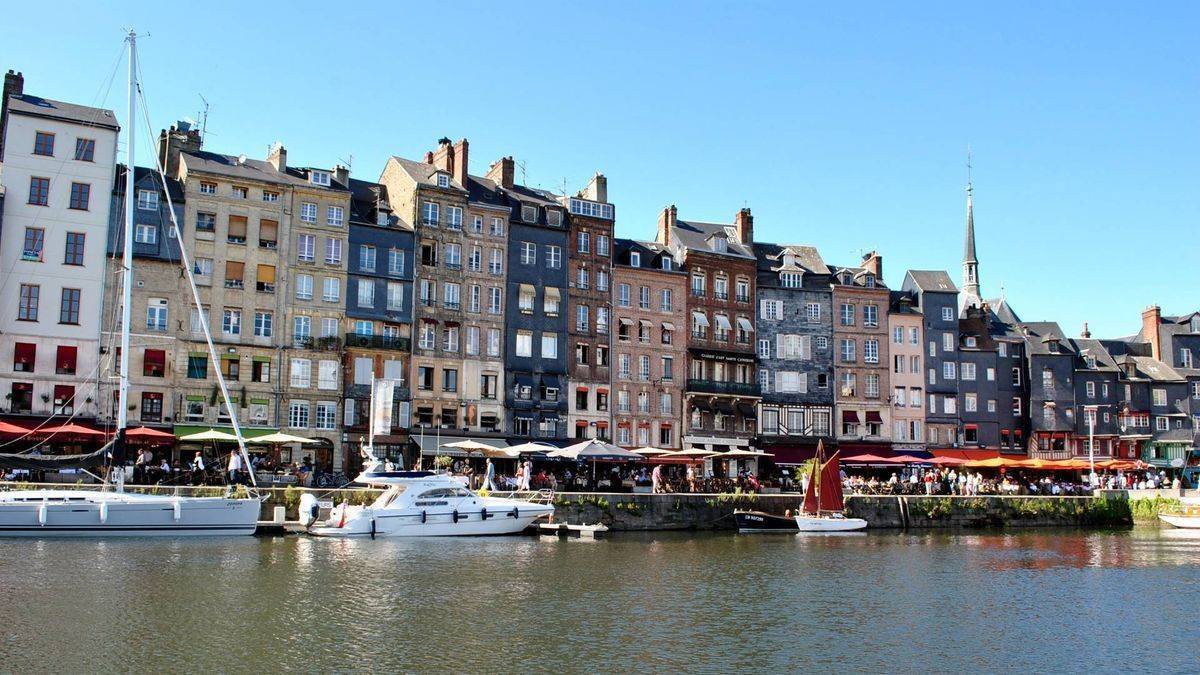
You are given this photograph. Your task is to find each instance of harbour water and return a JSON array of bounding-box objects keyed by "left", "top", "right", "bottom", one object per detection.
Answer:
[{"left": 2, "top": 528, "right": 1198, "bottom": 672}]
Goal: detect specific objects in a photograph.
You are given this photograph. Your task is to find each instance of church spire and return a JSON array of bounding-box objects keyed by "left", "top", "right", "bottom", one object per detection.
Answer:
[{"left": 961, "top": 147, "right": 982, "bottom": 311}]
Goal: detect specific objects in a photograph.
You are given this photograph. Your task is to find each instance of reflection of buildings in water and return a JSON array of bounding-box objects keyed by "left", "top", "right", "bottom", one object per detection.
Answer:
[{"left": 964, "top": 529, "right": 1200, "bottom": 570}]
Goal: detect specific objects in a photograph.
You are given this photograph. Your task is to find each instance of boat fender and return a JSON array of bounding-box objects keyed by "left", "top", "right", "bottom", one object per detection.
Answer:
[
  {"left": 420, "top": 510, "right": 427, "bottom": 524},
  {"left": 481, "top": 507, "right": 489, "bottom": 520},
  {"left": 298, "top": 494, "right": 319, "bottom": 527},
  {"left": 172, "top": 499, "right": 182, "bottom": 521},
  {"left": 38, "top": 502, "right": 47, "bottom": 526},
  {"left": 99, "top": 501, "right": 108, "bottom": 524},
  {"left": 370, "top": 519, "right": 376, "bottom": 539},
  {"left": 452, "top": 509, "right": 460, "bottom": 523},
  {"left": 510, "top": 507, "right": 519, "bottom": 519}
]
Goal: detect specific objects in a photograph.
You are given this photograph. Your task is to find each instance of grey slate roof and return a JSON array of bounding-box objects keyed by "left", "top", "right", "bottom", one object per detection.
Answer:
[
  {"left": 465, "top": 175, "right": 508, "bottom": 210},
  {"left": 670, "top": 219, "right": 755, "bottom": 259},
  {"left": 182, "top": 151, "right": 347, "bottom": 193},
  {"left": 1130, "top": 356, "right": 1185, "bottom": 382},
  {"left": 754, "top": 242, "right": 830, "bottom": 275},
  {"left": 829, "top": 264, "right": 890, "bottom": 290},
  {"left": 113, "top": 165, "right": 185, "bottom": 203},
  {"left": 1070, "top": 338, "right": 1120, "bottom": 371},
  {"left": 7, "top": 94, "right": 119, "bottom": 130},
  {"left": 905, "top": 270, "right": 958, "bottom": 293},
  {"left": 889, "top": 290, "right": 920, "bottom": 314},
  {"left": 1022, "top": 321, "right": 1075, "bottom": 356},
  {"left": 614, "top": 238, "right": 680, "bottom": 270},
  {"left": 388, "top": 155, "right": 467, "bottom": 193}
]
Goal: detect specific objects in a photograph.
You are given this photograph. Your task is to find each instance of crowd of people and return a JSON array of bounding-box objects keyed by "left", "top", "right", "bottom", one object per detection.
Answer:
[
  {"left": 444, "top": 457, "right": 767, "bottom": 494},
  {"left": 841, "top": 466, "right": 1180, "bottom": 497}
]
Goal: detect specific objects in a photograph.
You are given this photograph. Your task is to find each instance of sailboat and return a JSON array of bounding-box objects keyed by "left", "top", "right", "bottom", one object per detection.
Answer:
[
  {"left": 0, "top": 32, "right": 261, "bottom": 536},
  {"left": 794, "top": 441, "right": 867, "bottom": 532}
]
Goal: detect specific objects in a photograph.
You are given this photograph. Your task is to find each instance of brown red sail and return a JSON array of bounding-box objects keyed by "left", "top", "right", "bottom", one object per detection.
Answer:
[{"left": 802, "top": 443, "right": 845, "bottom": 514}]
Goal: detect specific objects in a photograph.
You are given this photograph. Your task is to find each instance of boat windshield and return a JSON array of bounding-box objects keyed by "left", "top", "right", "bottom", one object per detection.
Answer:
[
  {"left": 374, "top": 485, "right": 408, "bottom": 509},
  {"left": 416, "top": 487, "right": 472, "bottom": 499}
]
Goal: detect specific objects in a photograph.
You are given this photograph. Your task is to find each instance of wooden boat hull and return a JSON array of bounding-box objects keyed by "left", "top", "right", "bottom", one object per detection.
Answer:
[{"left": 734, "top": 510, "right": 798, "bottom": 533}]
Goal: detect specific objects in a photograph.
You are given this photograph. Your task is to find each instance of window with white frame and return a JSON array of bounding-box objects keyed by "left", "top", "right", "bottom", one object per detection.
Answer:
[
  {"left": 300, "top": 202, "right": 317, "bottom": 223},
  {"left": 323, "top": 277, "right": 340, "bottom": 302},
  {"left": 297, "top": 234, "right": 315, "bottom": 262},
  {"left": 541, "top": 332, "right": 558, "bottom": 359},
  {"left": 546, "top": 245, "right": 562, "bottom": 268},
  {"left": 327, "top": 206, "right": 344, "bottom": 227},
  {"left": 288, "top": 401, "right": 310, "bottom": 428},
  {"left": 290, "top": 359, "right": 312, "bottom": 387}
]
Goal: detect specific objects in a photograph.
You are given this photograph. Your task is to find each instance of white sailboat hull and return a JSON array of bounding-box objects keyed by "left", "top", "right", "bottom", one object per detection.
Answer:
[
  {"left": 1159, "top": 513, "right": 1200, "bottom": 529},
  {"left": 0, "top": 490, "right": 260, "bottom": 537},
  {"left": 794, "top": 513, "right": 868, "bottom": 532}
]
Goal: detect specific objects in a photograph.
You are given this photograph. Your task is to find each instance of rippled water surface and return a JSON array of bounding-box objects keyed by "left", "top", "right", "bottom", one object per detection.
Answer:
[{"left": 2, "top": 528, "right": 1199, "bottom": 672}]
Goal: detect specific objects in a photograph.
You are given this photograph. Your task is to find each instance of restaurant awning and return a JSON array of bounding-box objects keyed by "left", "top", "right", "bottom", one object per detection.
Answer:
[
  {"left": 692, "top": 311, "right": 709, "bottom": 327},
  {"left": 714, "top": 314, "right": 732, "bottom": 331},
  {"left": 173, "top": 424, "right": 278, "bottom": 440},
  {"left": 842, "top": 410, "right": 860, "bottom": 424},
  {"left": 737, "top": 316, "right": 754, "bottom": 333},
  {"left": 417, "top": 435, "right": 509, "bottom": 457}
]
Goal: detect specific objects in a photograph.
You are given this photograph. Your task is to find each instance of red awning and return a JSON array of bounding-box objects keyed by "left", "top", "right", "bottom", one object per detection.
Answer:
[
  {"left": 842, "top": 410, "right": 860, "bottom": 423},
  {"left": 865, "top": 411, "right": 883, "bottom": 423},
  {"left": 575, "top": 420, "right": 588, "bottom": 427},
  {"left": 40, "top": 423, "right": 106, "bottom": 438},
  {"left": 126, "top": 426, "right": 175, "bottom": 439},
  {"left": 0, "top": 421, "right": 32, "bottom": 435}
]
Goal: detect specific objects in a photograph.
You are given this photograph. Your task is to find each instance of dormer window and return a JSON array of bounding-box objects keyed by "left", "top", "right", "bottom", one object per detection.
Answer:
[
  {"left": 547, "top": 210, "right": 562, "bottom": 227},
  {"left": 780, "top": 272, "right": 801, "bottom": 288},
  {"left": 1048, "top": 341, "right": 1060, "bottom": 353},
  {"left": 840, "top": 272, "right": 852, "bottom": 285},
  {"left": 521, "top": 205, "right": 537, "bottom": 223},
  {"left": 1085, "top": 355, "right": 1097, "bottom": 368},
  {"left": 629, "top": 252, "right": 640, "bottom": 267},
  {"left": 376, "top": 211, "right": 390, "bottom": 227},
  {"left": 863, "top": 274, "right": 876, "bottom": 288},
  {"left": 1191, "top": 316, "right": 1200, "bottom": 333},
  {"left": 724, "top": 226, "right": 739, "bottom": 243},
  {"left": 661, "top": 257, "right": 672, "bottom": 271},
  {"left": 310, "top": 170, "right": 331, "bottom": 186},
  {"left": 436, "top": 173, "right": 450, "bottom": 188},
  {"left": 965, "top": 336, "right": 977, "bottom": 348},
  {"left": 712, "top": 237, "right": 728, "bottom": 253}
]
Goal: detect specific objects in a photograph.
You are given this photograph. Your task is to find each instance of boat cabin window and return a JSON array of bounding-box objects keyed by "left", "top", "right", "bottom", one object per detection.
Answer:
[{"left": 417, "top": 487, "right": 471, "bottom": 499}]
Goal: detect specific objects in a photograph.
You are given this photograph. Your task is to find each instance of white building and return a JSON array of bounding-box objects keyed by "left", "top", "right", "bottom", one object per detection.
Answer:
[{"left": 0, "top": 71, "right": 119, "bottom": 421}]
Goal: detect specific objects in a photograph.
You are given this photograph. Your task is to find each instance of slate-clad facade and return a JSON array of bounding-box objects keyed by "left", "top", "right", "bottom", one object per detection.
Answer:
[
  {"left": 495, "top": 158, "right": 569, "bottom": 441},
  {"left": 902, "top": 270, "right": 960, "bottom": 447},
  {"left": 754, "top": 242, "right": 834, "bottom": 461}
]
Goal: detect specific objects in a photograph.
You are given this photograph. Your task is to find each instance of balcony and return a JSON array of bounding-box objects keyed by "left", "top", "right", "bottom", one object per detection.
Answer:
[
  {"left": 443, "top": 301, "right": 461, "bottom": 311},
  {"left": 419, "top": 297, "right": 436, "bottom": 307},
  {"left": 224, "top": 279, "right": 244, "bottom": 289},
  {"left": 735, "top": 295, "right": 750, "bottom": 304},
  {"left": 687, "top": 379, "right": 760, "bottom": 396},
  {"left": 691, "top": 289, "right": 706, "bottom": 299},
  {"left": 256, "top": 282, "right": 275, "bottom": 294},
  {"left": 345, "top": 333, "right": 411, "bottom": 351},
  {"left": 259, "top": 240, "right": 277, "bottom": 249},
  {"left": 713, "top": 291, "right": 728, "bottom": 301},
  {"left": 292, "top": 336, "right": 342, "bottom": 351}
]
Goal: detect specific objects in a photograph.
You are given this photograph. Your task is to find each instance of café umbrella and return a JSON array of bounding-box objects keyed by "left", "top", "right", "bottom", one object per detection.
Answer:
[
  {"left": 550, "top": 439, "right": 644, "bottom": 483},
  {"left": 441, "top": 439, "right": 512, "bottom": 458}
]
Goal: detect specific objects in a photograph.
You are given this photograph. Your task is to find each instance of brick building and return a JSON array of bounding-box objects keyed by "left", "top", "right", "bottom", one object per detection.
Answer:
[{"left": 830, "top": 252, "right": 891, "bottom": 454}]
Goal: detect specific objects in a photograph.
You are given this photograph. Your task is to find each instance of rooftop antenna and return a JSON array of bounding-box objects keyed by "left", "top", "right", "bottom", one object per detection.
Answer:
[
  {"left": 197, "top": 94, "right": 210, "bottom": 141},
  {"left": 337, "top": 154, "right": 354, "bottom": 170},
  {"left": 516, "top": 159, "right": 528, "bottom": 186}
]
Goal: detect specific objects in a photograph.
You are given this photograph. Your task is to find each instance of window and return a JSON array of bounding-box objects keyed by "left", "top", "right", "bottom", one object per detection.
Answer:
[
  {"left": 387, "top": 283, "right": 405, "bottom": 311},
  {"left": 384, "top": 249, "right": 405, "bottom": 277},
  {"left": 359, "top": 245, "right": 377, "bottom": 272},
  {"left": 13, "top": 343, "right": 36, "bottom": 372},
  {"left": 910, "top": 328, "right": 919, "bottom": 345},
  {"left": 443, "top": 325, "right": 460, "bottom": 352},
  {"left": 962, "top": 363, "right": 976, "bottom": 381},
  {"left": 300, "top": 202, "right": 317, "bottom": 223},
  {"left": 199, "top": 182, "right": 216, "bottom": 195},
  {"left": 1012, "top": 367, "right": 1022, "bottom": 387},
  {"left": 327, "top": 206, "right": 344, "bottom": 227},
  {"left": 1180, "top": 348, "right": 1194, "bottom": 369},
  {"left": 489, "top": 217, "right": 505, "bottom": 236},
  {"left": 443, "top": 369, "right": 459, "bottom": 392},
  {"left": 1153, "top": 388, "right": 1167, "bottom": 407},
  {"left": 516, "top": 331, "right": 533, "bottom": 357},
  {"left": 1086, "top": 381, "right": 1096, "bottom": 398},
  {"left": 760, "top": 299, "right": 781, "bottom": 321},
  {"left": 186, "top": 354, "right": 208, "bottom": 379},
  {"left": 28, "top": 176, "right": 49, "bottom": 206},
  {"left": 758, "top": 339, "right": 771, "bottom": 359},
  {"left": 840, "top": 303, "right": 854, "bottom": 326},
  {"left": 63, "top": 232, "right": 85, "bottom": 265},
  {"left": 232, "top": 186, "right": 248, "bottom": 199},
  {"left": 289, "top": 401, "right": 310, "bottom": 429},
  {"left": 290, "top": 359, "right": 312, "bottom": 388},
  {"left": 943, "top": 333, "right": 954, "bottom": 352},
  {"left": 69, "top": 182, "right": 91, "bottom": 210},
  {"left": 317, "top": 360, "right": 338, "bottom": 390},
  {"left": 262, "top": 190, "right": 280, "bottom": 203},
  {"left": 489, "top": 287, "right": 502, "bottom": 314},
  {"left": 135, "top": 223, "right": 157, "bottom": 244},
  {"left": 222, "top": 309, "right": 241, "bottom": 335},
  {"left": 22, "top": 227, "right": 44, "bottom": 261},
  {"left": 74, "top": 138, "right": 95, "bottom": 161},
  {"left": 577, "top": 304, "right": 590, "bottom": 332},
  {"left": 541, "top": 333, "right": 558, "bottom": 359},
  {"left": 521, "top": 242, "right": 536, "bottom": 265},
  {"left": 863, "top": 305, "right": 878, "bottom": 327},
  {"left": 639, "top": 355, "right": 651, "bottom": 381},
  {"left": 865, "top": 373, "right": 880, "bottom": 398},
  {"left": 325, "top": 238, "right": 343, "bottom": 265},
  {"left": 254, "top": 311, "right": 273, "bottom": 337},
  {"left": 597, "top": 270, "right": 609, "bottom": 291},
  {"left": 53, "top": 347, "right": 73, "bottom": 376},
  {"left": 864, "top": 339, "right": 879, "bottom": 364},
  {"left": 546, "top": 245, "right": 562, "bottom": 268},
  {"left": 298, "top": 234, "right": 316, "bottom": 262},
  {"left": 944, "top": 396, "right": 957, "bottom": 414},
  {"left": 840, "top": 339, "right": 856, "bottom": 363},
  {"left": 660, "top": 289, "right": 673, "bottom": 312},
  {"left": 618, "top": 284, "right": 630, "bottom": 307},
  {"left": 929, "top": 341, "right": 937, "bottom": 357},
  {"left": 519, "top": 285, "right": 535, "bottom": 313},
  {"left": 134, "top": 188, "right": 158, "bottom": 211},
  {"left": 146, "top": 297, "right": 168, "bottom": 331},
  {"left": 59, "top": 288, "right": 81, "bottom": 324},
  {"left": 296, "top": 274, "right": 314, "bottom": 301},
  {"left": 577, "top": 232, "right": 590, "bottom": 253},
  {"left": 323, "top": 277, "right": 341, "bottom": 302},
  {"left": 422, "top": 202, "right": 440, "bottom": 225},
  {"left": 358, "top": 280, "right": 375, "bottom": 308},
  {"left": 943, "top": 361, "right": 956, "bottom": 380},
  {"left": 941, "top": 307, "right": 954, "bottom": 321},
  {"left": 33, "top": 131, "right": 55, "bottom": 156},
  {"left": 487, "top": 328, "right": 501, "bottom": 357},
  {"left": 965, "top": 393, "right": 977, "bottom": 412},
  {"left": 196, "top": 212, "right": 216, "bottom": 232},
  {"left": 1156, "top": 416, "right": 1168, "bottom": 431}
]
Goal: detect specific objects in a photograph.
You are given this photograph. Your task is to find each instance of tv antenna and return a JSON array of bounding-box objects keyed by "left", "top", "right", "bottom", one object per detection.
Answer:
[
  {"left": 197, "top": 94, "right": 210, "bottom": 141},
  {"left": 516, "top": 159, "right": 528, "bottom": 186}
]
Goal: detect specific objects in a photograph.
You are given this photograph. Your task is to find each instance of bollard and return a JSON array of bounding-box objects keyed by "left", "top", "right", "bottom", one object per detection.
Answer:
[{"left": 273, "top": 506, "right": 286, "bottom": 524}]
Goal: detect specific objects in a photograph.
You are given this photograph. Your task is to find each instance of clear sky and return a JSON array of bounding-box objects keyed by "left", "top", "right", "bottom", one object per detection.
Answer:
[{"left": 3, "top": 1, "right": 1197, "bottom": 338}]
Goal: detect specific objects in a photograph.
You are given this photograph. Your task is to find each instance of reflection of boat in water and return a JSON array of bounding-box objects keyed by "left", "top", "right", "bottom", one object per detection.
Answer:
[
  {"left": 795, "top": 442, "right": 867, "bottom": 532},
  {"left": 300, "top": 463, "right": 553, "bottom": 537},
  {"left": 735, "top": 510, "right": 799, "bottom": 533},
  {"left": 1158, "top": 498, "right": 1200, "bottom": 529}
]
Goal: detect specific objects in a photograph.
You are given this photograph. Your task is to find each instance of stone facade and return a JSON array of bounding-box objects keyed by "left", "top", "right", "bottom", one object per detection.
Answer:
[
  {"left": 611, "top": 239, "right": 687, "bottom": 450},
  {"left": 888, "top": 291, "right": 924, "bottom": 452},
  {"left": 830, "top": 253, "right": 891, "bottom": 452}
]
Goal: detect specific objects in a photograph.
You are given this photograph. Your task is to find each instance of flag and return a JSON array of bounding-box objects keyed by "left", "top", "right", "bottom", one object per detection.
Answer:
[{"left": 370, "top": 378, "right": 399, "bottom": 438}]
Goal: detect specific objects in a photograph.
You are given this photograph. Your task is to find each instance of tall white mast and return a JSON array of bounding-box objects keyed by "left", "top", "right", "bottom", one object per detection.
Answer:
[{"left": 117, "top": 30, "right": 137, "bottom": 435}]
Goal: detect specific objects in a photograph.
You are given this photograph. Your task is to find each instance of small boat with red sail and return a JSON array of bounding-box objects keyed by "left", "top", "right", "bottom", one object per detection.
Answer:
[{"left": 795, "top": 441, "right": 867, "bottom": 532}]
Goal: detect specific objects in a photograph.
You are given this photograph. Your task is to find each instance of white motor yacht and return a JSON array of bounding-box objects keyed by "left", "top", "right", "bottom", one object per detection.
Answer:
[{"left": 300, "top": 464, "right": 554, "bottom": 537}]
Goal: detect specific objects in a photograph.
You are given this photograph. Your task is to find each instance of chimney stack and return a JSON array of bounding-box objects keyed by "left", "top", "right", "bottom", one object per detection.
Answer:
[
  {"left": 861, "top": 251, "right": 883, "bottom": 280},
  {"left": 734, "top": 207, "right": 753, "bottom": 244},
  {"left": 657, "top": 204, "right": 677, "bottom": 246},
  {"left": 1142, "top": 305, "right": 1162, "bottom": 361},
  {"left": 451, "top": 139, "right": 469, "bottom": 187},
  {"left": 486, "top": 156, "right": 514, "bottom": 190},
  {"left": 1, "top": 70, "right": 27, "bottom": 161},
  {"left": 267, "top": 142, "right": 287, "bottom": 172},
  {"left": 582, "top": 172, "right": 608, "bottom": 203},
  {"left": 1081, "top": 322, "right": 1091, "bottom": 339},
  {"left": 333, "top": 164, "right": 350, "bottom": 188},
  {"left": 157, "top": 123, "right": 202, "bottom": 179}
]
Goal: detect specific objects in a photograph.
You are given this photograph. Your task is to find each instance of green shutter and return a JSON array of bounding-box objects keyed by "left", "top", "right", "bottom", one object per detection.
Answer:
[
  {"left": 249, "top": 397, "right": 270, "bottom": 405},
  {"left": 252, "top": 356, "right": 272, "bottom": 363},
  {"left": 185, "top": 395, "right": 205, "bottom": 402}
]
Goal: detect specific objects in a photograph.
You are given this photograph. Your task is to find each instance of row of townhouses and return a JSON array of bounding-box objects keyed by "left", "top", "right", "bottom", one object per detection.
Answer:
[{"left": 1, "top": 70, "right": 1197, "bottom": 475}]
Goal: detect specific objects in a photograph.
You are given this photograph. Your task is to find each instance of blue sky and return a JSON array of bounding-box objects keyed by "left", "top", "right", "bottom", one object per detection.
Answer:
[{"left": 4, "top": 1, "right": 1197, "bottom": 337}]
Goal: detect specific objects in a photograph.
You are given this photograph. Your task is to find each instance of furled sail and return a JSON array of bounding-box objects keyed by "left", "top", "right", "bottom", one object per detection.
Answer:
[{"left": 0, "top": 438, "right": 114, "bottom": 471}]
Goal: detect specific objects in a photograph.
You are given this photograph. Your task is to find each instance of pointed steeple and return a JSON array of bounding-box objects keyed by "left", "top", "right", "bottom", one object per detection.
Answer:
[{"left": 960, "top": 148, "right": 981, "bottom": 312}]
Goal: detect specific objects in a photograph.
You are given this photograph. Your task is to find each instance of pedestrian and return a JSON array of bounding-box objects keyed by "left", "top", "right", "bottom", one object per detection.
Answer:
[
  {"left": 227, "top": 449, "right": 242, "bottom": 485},
  {"left": 191, "top": 451, "right": 205, "bottom": 485},
  {"left": 483, "top": 458, "right": 497, "bottom": 491},
  {"left": 652, "top": 464, "right": 663, "bottom": 493}
]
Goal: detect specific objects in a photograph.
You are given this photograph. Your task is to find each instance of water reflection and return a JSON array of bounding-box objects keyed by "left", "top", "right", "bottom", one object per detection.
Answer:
[{"left": 1, "top": 528, "right": 1198, "bottom": 672}]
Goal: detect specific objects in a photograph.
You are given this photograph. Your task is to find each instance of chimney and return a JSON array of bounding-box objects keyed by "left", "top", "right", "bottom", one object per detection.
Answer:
[
  {"left": 1142, "top": 305, "right": 1162, "bottom": 360},
  {"left": 157, "top": 123, "right": 202, "bottom": 179},
  {"left": 861, "top": 251, "right": 883, "bottom": 280},
  {"left": 486, "top": 156, "right": 514, "bottom": 190},
  {"left": 734, "top": 207, "right": 754, "bottom": 244},
  {"left": 333, "top": 164, "right": 350, "bottom": 188},
  {"left": 657, "top": 204, "right": 677, "bottom": 246},
  {"left": 1081, "top": 322, "right": 1091, "bottom": 339},
  {"left": 582, "top": 172, "right": 608, "bottom": 203},
  {"left": 451, "top": 139, "right": 469, "bottom": 187},
  {"left": 267, "top": 142, "right": 287, "bottom": 172},
  {"left": 429, "top": 137, "right": 453, "bottom": 173},
  {"left": 1, "top": 69, "right": 26, "bottom": 161}
]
